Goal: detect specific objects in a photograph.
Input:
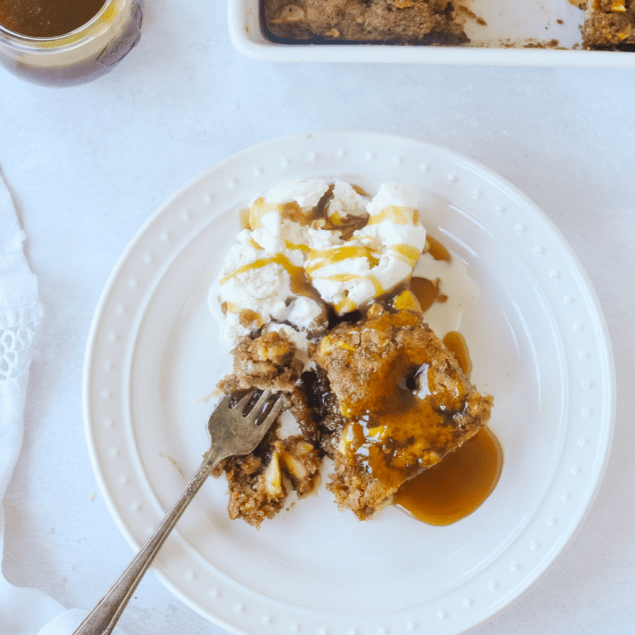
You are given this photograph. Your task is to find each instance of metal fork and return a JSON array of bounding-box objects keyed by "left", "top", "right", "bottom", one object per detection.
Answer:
[{"left": 73, "top": 388, "right": 283, "bottom": 635}]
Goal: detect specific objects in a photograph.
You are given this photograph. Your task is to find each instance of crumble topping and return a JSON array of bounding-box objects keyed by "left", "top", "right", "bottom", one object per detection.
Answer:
[
  {"left": 582, "top": 0, "right": 635, "bottom": 48},
  {"left": 314, "top": 306, "right": 493, "bottom": 519},
  {"left": 263, "top": 0, "right": 469, "bottom": 45}
]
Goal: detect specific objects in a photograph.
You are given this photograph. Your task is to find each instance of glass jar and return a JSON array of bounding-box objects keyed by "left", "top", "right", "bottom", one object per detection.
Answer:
[{"left": 0, "top": 0, "right": 142, "bottom": 87}]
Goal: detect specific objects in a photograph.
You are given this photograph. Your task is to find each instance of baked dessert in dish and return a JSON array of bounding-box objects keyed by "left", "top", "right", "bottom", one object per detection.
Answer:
[
  {"left": 262, "top": 0, "right": 468, "bottom": 45},
  {"left": 577, "top": 0, "right": 635, "bottom": 49},
  {"left": 209, "top": 179, "right": 495, "bottom": 527},
  {"left": 262, "top": 0, "right": 635, "bottom": 50}
]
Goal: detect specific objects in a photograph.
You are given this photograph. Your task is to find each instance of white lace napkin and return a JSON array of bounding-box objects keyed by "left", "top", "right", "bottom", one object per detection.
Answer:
[{"left": 0, "top": 173, "right": 126, "bottom": 635}]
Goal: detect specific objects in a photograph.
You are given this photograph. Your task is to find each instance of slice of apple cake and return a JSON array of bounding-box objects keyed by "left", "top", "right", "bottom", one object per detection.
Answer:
[{"left": 313, "top": 305, "right": 494, "bottom": 520}]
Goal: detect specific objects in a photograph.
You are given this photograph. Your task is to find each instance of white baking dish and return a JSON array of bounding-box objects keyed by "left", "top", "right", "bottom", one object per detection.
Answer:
[{"left": 228, "top": 0, "right": 635, "bottom": 66}]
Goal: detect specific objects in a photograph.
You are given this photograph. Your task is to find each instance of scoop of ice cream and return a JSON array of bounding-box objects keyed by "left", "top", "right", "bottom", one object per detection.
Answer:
[
  {"left": 210, "top": 239, "right": 288, "bottom": 344},
  {"left": 247, "top": 179, "right": 329, "bottom": 267},
  {"left": 211, "top": 181, "right": 331, "bottom": 346},
  {"left": 326, "top": 181, "right": 370, "bottom": 226},
  {"left": 305, "top": 182, "right": 426, "bottom": 314},
  {"left": 263, "top": 179, "right": 329, "bottom": 213},
  {"left": 210, "top": 180, "right": 427, "bottom": 341}
]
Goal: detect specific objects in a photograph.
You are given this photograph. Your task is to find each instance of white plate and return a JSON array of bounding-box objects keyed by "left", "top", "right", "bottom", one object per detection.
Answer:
[
  {"left": 229, "top": 0, "right": 635, "bottom": 67},
  {"left": 84, "top": 131, "right": 615, "bottom": 635}
]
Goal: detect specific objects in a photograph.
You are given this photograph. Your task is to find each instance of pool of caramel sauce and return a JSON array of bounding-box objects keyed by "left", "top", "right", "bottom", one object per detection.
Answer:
[
  {"left": 394, "top": 427, "right": 503, "bottom": 525},
  {"left": 0, "top": 0, "right": 106, "bottom": 38},
  {"left": 393, "top": 236, "right": 503, "bottom": 525}
]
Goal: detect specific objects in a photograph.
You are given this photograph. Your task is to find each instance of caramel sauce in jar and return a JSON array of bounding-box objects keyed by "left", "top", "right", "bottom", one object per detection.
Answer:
[
  {"left": 0, "top": 0, "right": 142, "bottom": 87},
  {"left": 394, "top": 427, "right": 503, "bottom": 525},
  {"left": 0, "top": 0, "right": 107, "bottom": 38}
]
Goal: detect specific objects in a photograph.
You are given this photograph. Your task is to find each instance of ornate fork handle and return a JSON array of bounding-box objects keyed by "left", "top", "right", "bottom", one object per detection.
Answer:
[{"left": 73, "top": 445, "right": 226, "bottom": 635}]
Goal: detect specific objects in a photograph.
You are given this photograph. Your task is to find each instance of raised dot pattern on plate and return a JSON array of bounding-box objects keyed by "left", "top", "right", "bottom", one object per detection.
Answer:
[{"left": 83, "top": 131, "right": 614, "bottom": 635}]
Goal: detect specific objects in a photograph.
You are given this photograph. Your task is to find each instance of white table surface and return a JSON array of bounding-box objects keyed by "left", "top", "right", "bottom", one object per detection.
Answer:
[{"left": 2, "top": 1, "right": 635, "bottom": 634}]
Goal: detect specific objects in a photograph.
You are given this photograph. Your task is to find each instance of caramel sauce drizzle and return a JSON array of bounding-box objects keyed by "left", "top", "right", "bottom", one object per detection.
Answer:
[
  {"left": 443, "top": 331, "right": 473, "bottom": 378},
  {"left": 408, "top": 232, "right": 451, "bottom": 313},
  {"left": 334, "top": 296, "right": 358, "bottom": 315},
  {"left": 306, "top": 245, "right": 379, "bottom": 274},
  {"left": 367, "top": 205, "right": 421, "bottom": 226},
  {"left": 249, "top": 198, "right": 319, "bottom": 230},
  {"left": 284, "top": 240, "right": 311, "bottom": 253},
  {"left": 394, "top": 427, "right": 502, "bottom": 526},
  {"left": 425, "top": 235, "right": 452, "bottom": 262},
  {"left": 219, "top": 253, "right": 317, "bottom": 301},
  {"left": 394, "top": 238, "right": 500, "bottom": 526},
  {"left": 410, "top": 277, "right": 448, "bottom": 313},
  {"left": 239, "top": 207, "right": 251, "bottom": 230},
  {"left": 389, "top": 243, "right": 423, "bottom": 265},
  {"left": 342, "top": 317, "right": 501, "bottom": 526},
  {"left": 332, "top": 311, "right": 473, "bottom": 492}
]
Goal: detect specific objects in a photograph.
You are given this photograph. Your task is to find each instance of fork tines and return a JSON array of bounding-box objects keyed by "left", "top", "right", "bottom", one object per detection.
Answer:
[{"left": 235, "top": 388, "right": 283, "bottom": 427}]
